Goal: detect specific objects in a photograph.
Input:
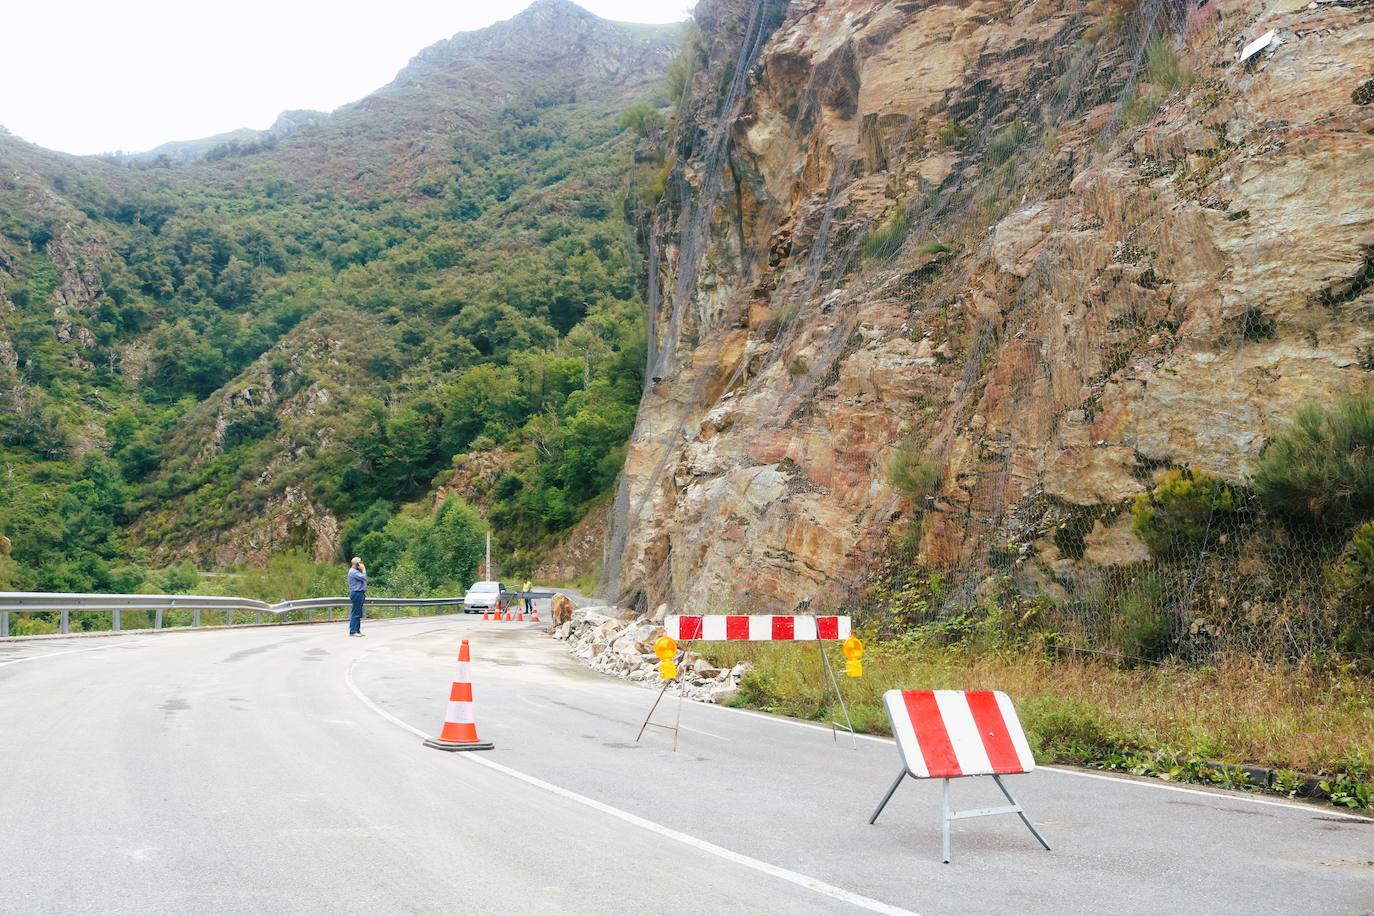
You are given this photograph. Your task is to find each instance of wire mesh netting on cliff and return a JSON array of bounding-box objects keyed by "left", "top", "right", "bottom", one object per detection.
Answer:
[
  {"left": 603, "top": 0, "right": 1374, "bottom": 666},
  {"left": 604, "top": 0, "right": 1188, "bottom": 612}
]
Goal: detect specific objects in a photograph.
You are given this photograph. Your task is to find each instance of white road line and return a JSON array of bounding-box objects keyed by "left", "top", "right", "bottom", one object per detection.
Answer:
[
  {"left": 679, "top": 724, "right": 730, "bottom": 741},
  {"left": 0, "top": 640, "right": 145, "bottom": 669},
  {"left": 700, "top": 699, "right": 1374, "bottom": 822},
  {"left": 1037, "top": 766, "right": 1374, "bottom": 822},
  {"left": 637, "top": 689, "right": 1373, "bottom": 823},
  {"left": 345, "top": 648, "right": 918, "bottom": 916}
]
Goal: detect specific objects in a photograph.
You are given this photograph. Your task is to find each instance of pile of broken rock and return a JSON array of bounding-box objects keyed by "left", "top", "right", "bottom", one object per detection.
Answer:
[{"left": 549, "top": 606, "right": 752, "bottom": 703}]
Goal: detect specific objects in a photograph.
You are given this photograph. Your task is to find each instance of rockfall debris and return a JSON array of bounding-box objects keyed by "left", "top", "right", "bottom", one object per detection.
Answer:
[{"left": 549, "top": 606, "right": 752, "bottom": 703}]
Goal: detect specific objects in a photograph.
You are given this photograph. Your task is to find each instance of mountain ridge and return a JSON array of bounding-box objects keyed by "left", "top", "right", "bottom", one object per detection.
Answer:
[
  {"left": 0, "top": 0, "right": 681, "bottom": 589},
  {"left": 89, "top": 1, "right": 681, "bottom": 164}
]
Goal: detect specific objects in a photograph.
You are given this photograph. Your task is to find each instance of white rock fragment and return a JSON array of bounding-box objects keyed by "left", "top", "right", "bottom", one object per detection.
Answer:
[{"left": 1239, "top": 29, "right": 1277, "bottom": 64}]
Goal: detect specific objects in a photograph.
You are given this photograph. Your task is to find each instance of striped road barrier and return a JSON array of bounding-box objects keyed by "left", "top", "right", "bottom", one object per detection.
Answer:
[
  {"left": 664, "top": 614, "right": 851, "bottom": 641},
  {"left": 869, "top": 689, "right": 1051, "bottom": 863},
  {"left": 644, "top": 614, "right": 857, "bottom": 749}
]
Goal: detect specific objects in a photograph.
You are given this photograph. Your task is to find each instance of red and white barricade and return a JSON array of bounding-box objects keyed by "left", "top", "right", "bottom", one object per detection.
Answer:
[
  {"left": 664, "top": 614, "right": 851, "bottom": 642},
  {"left": 870, "top": 689, "right": 1050, "bottom": 863},
  {"left": 641, "top": 614, "right": 857, "bottom": 749}
]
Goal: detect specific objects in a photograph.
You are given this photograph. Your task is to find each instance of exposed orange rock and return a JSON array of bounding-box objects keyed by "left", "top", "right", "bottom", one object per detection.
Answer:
[{"left": 610, "top": 0, "right": 1374, "bottom": 613}]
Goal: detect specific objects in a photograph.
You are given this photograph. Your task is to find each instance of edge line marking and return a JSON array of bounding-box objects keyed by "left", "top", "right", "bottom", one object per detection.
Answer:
[
  {"left": 682, "top": 692, "right": 1374, "bottom": 823},
  {"left": 0, "top": 640, "right": 145, "bottom": 669},
  {"left": 345, "top": 644, "right": 919, "bottom": 916}
]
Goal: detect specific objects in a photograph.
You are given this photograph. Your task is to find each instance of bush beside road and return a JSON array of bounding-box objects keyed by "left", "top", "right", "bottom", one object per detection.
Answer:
[{"left": 699, "top": 640, "right": 1374, "bottom": 811}]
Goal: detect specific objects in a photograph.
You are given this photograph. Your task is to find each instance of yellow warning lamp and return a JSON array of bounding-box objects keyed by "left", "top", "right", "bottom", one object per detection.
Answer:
[
  {"left": 654, "top": 635, "right": 678, "bottom": 679},
  {"left": 841, "top": 635, "right": 864, "bottom": 678}
]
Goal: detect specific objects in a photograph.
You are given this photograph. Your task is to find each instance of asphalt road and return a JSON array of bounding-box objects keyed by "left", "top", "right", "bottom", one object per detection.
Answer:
[{"left": 2, "top": 616, "right": 1371, "bottom": 915}]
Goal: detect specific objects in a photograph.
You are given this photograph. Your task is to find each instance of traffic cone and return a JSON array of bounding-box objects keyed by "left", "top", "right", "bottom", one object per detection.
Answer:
[
  {"left": 504, "top": 608, "right": 512, "bottom": 622},
  {"left": 516, "top": 607, "right": 524, "bottom": 622},
  {"left": 530, "top": 606, "right": 541, "bottom": 623},
  {"left": 423, "top": 639, "right": 494, "bottom": 752},
  {"left": 482, "top": 609, "right": 490, "bottom": 621}
]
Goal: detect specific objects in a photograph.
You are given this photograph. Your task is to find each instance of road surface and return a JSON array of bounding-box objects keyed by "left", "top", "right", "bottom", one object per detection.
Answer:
[{"left": 2, "top": 616, "right": 1370, "bottom": 914}]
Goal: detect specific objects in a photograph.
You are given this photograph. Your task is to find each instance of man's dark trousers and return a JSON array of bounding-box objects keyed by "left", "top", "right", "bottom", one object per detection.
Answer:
[{"left": 349, "top": 590, "right": 365, "bottom": 634}]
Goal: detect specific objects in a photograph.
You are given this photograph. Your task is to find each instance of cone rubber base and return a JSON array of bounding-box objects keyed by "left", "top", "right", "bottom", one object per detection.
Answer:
[{"left": 423, "top": 738, "right": 495, "bottom": 752}]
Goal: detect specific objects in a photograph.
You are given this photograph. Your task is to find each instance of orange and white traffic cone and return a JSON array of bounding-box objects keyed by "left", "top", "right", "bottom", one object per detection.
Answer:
[
  {"left": 530, "top": 606, "right": 540, "bottom": 623},
  {"left": 482, "top": 609, "right": 490, "bottom": 621},
  {"left": 423, "top": 639, "right": 494, "bottom": 752},
  {"left": 516, "top": 607, "right": 524, "bottom": 622}
]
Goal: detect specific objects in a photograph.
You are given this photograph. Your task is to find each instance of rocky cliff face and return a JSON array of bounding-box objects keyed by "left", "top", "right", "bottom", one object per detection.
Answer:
[{"left": 611, "top": 0, "right": 1374, "bottom": 615}]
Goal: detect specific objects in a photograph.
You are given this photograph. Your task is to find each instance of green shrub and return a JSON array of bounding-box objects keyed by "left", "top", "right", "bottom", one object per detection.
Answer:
[
  {"left": 888, "top": 449, "right": 941, "bottom": 499},
  {"left": 985, "top": 122, "right": 1027, "bottom": 166},
  {"left": 379, "top": 556, "right": 432, "bottom": 602},
  {"left": 935, "top": 121, "right": 968, "bottom": 146},
  {"left": 1132, "top": 468, "right": 1236, "bottom": 560},
  {"left": 1331, "top": 520, "right": 1374, "bottom": 655},
  {"left": 1108, "top": 570, "right": 1178, "bottom": 661},
  {"left": 1253, "top": 396, "right": 1374, "bottom": 531},
  {"left": 154, "top": 560, "right": 201, "bottom": 594},
  {"left": 617, "top": 101, "right": 665, "bottom": 138},
  {"left": 862, "top": 208, "right": 910, "bottom": 260},
  {"left": 1145, "top": 37, "right": 1194, "bottom": 93},
  {"left": 1320, "top": 751, "right": 1373, "bottom": 808},
  {"left": 1123, "top": 85, "right": 1162, "bottom": 125},
  {"left": 728, "top": 669, "right": 782, "bottom": 710},
  {"left": 638, "top": 161, "right": 671, "bottom": 205},
  {"left": 1020, "top": 696, "right": 1120, "bottom": 762}
]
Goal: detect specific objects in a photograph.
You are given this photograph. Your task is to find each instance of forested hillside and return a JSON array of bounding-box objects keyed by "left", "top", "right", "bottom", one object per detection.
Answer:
[{"left": 0, "top": 0, "right": 679, "bottom": 592}]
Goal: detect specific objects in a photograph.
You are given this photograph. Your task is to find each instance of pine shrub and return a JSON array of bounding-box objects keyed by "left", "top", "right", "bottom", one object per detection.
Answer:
[
  {"left": 862, "top": 208, "right": 910, "bottom": 260},
  {"left": 1253, "top": 396, "right": 1374, "bottom": 531},
  {"left": 1131, "top": 468, "right": 1236, "bottom": 560}
]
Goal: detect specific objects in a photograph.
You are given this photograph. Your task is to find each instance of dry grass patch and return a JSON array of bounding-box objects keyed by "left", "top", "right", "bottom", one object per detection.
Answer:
[{"left": 700, "top": 641, "right": 1374, "bottom": 806}]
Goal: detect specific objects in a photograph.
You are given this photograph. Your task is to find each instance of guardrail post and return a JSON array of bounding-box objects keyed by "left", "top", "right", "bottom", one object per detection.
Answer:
[
  {"left": 306, "top": 608, "right": 313, "bottom": 623},
  {"left": 112, "top": 609, "right": 121, "bottom": 632},
  {"left": 155, "top": 609, "right": 163, "bottom": 630},
  {"left": 194, "top": 608, "right": 202, "bottom": 628},
  {"left": 226, "top": 609, "right": 232, "bottom": 627},
  {"left": 60, "top": 609, "right": 69, "bottom": 634},
  {"left": 1, "top": 611, "right": 8, "bottom": 638},
  {"left": 256, "top": 611, "right": 263, "bottom": 625}
]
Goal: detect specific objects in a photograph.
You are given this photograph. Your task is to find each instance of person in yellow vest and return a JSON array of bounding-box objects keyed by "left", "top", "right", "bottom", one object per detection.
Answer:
[{"left": 522, "top": 579, "right": 533, "bottom": 614}]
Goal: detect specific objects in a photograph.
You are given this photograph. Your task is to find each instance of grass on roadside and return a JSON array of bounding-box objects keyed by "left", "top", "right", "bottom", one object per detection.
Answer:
[{"left": 699, "top": 640, "right": 1374, "bottom": 809}]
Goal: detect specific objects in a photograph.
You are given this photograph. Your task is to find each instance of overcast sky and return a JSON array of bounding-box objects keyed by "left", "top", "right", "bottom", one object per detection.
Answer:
[{"left": 1, "top": 0, "right": 689, "bottom": 156}]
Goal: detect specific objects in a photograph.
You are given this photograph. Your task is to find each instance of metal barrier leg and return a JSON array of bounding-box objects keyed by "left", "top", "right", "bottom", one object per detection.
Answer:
[
  {"left": 636, "top": 681, "right": 672, "bottom": 742},
  {"left": 1, "top": 610, "right": 8, "bottom": 638},
  {"left": 942, "top": 778, "right": 952, "bottom": 864},
  {"left": 672, "top": 689, "right": 683, "bottom": 753},
  {"left": 113, "top": 609, "right": 120, "bottom": 632},
  {"left": 816, "top": 637, "right": 856, "bottom": 748},
  {"left": 61, "top": 610, "right": 69, "bottom": 634},
  {"left": 226, "top": 610, "right": 232, "bottom": 627},
  {"left": 194, "top": 608, "right": 202, "bottom": 628},
  {"left": 155, "top": 609, "right": 163, "bottom": 630},
  {"left": 869, "top": 769, "right": 906, "bottom": 824},
  {"left": 993, "top": 775, "right": 1051, "bottom": 851}
]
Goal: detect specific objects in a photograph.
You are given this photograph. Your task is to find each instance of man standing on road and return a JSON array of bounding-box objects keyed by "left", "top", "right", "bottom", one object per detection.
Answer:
[
  {"left": 522, "top": 578, "right": 532, "bottom": 614},
  {"left": 348, "top": 557, "right": 367, "bottom": 637}
]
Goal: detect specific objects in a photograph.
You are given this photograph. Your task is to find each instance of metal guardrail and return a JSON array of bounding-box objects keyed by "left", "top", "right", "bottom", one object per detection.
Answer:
[{"left": 0, "top": 592, "right": 473, "bottom": 638}]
